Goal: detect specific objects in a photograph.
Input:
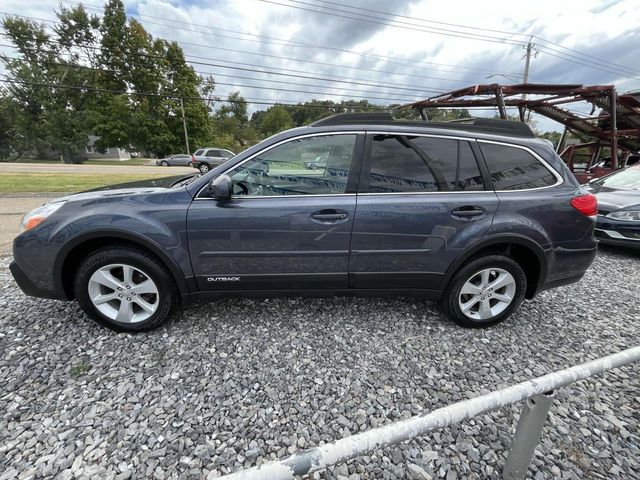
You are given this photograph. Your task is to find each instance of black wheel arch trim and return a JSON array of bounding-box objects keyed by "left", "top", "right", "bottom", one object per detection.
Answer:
[
  {"left": 439, "top": 234, "right": 548, "bottom": 296},
  {"left": 54, "top": 229, "right": 192, "bottom": 300}
]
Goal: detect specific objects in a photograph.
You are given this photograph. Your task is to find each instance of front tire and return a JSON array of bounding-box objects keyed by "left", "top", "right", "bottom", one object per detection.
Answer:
[
  {"left": 198, "top": 163, "right": 210, "bottom": 173},
  {"left": 74, "top": 247, "right": 178, "bottom": 332},
  {"left": 441, "top": 254, "right": 526, "bottom": 328},
  {"left": 161, "top": 160, "right": 169, "bottom": 166}
]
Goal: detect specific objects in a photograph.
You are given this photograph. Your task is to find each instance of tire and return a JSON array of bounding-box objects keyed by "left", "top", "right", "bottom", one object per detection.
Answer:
[
  {"left": 74, "top": 247, "right": 179, "bottom": 332},
  {"left": 441, "top": 254, "right": 526, "bottom": 328},
  {"left": 198, "top": 163, "right": 210, "bottom": 173},
  {"left": 161, "top": 160, "right": 169, "bottom": 167}
]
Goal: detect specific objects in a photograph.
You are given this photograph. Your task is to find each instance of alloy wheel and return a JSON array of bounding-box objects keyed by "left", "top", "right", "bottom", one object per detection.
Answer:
[
  {"left": 87, "top": 263, "right": 159, "bottom": 324},
  {"left": 458, "top": 267, "right": 516, "bottom": 321}
]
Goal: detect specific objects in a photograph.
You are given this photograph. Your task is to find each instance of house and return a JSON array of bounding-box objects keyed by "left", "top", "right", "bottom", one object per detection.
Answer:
[{"left": 84, "top": 135, "right": 132, "bottom": 161}]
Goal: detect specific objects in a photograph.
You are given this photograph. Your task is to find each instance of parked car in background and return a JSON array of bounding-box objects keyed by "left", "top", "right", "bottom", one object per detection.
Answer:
[
  {"left": 589, "top": 153, "right": 640, "bottom": 172},
  {"left": 10, "top": 113, "right": 597, "bottom": 332},
  {"left": 190, "top": 148, "right": 235, "bottom": 173},
  {"left": 304, "top": 153, "right": 329, "bottom": 170},
  {"left": 156, "top": 154, "right": 192, "bottom": 167},
  {"left": 583, "top": 165, "right": 640, "bottom": 249}
]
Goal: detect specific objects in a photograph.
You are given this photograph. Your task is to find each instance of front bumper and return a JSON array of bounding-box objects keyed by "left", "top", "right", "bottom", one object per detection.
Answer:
[
  {"left": 9, "top": 260, "right": 64, "bottom": 299},
  {"left": 595, "top": 216, "right": 640, "bottom": 249}
]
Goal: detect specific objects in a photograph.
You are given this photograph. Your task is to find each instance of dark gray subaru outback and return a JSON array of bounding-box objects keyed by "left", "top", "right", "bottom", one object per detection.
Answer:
[{"left": 11, "top": 113, "right": 597, "bottom": 331}]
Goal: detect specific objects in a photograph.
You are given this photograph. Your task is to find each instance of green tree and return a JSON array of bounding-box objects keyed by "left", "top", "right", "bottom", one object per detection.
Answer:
[
  {"left": 258, "top": 105, "right": 293, "bottom": 136},
  {"left": 1, "top": 11, "right": 97, "bottom": 162},
  {"left": 1, "top": 0, "right": 211, "bottom": 159}
]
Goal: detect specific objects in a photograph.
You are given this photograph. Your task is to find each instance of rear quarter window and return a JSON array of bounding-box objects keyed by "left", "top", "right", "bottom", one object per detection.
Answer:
[
  {"left": 194, "top": 149, "right": 204, "bottom": 156},
  {"left": 479, "top": 142, "right": 558, "bottom": 190}
]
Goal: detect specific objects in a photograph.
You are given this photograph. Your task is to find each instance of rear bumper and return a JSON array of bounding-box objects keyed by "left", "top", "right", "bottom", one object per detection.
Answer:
[{"left": 9, "top": 260, "right": 65, "bottom": 300}]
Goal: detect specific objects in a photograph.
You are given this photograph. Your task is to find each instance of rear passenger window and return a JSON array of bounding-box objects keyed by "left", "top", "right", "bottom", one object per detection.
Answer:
[
  {"left": 367, "top": 135, "right": 485, "bottom": 193},
  {"left": 479, "top": 143, "right": 557, "bottom": 190}
]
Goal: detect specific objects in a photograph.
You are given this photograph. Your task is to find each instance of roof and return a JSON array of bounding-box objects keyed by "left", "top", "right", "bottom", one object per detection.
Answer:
[{"left": 310, "top": 112, "right": 535, "bottom": 138}]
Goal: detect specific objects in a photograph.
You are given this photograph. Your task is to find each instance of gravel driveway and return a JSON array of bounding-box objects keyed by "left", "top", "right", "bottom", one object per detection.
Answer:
[{"left": 0, "top": 247, "right": 638, "bottom": 480}]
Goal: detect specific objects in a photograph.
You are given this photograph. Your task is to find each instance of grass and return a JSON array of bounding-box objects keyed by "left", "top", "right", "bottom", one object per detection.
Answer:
[
  {"left": 10, "top": 157, "right": 155, "bottom": 166},
  {"left": 0, "top": 172, "right": 179, "bottom": 193},
  {"left": 83, "top": 158, "right": 155, "bottom": 166},
  {"left": 69, "top": 360, "right": 91, "bottom": 379}
]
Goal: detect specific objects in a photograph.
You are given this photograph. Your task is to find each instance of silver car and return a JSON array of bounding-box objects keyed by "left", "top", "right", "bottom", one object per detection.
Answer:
[
  {"left": 156, "top": 154, "right": 192, "bottom": 167},
  {"left": 191, "top": 148, "right": 235, "bottom": 173}
]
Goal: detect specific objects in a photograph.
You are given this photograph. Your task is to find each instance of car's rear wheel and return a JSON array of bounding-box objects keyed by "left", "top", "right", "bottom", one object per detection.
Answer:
[
  {"left": 198, "top": 163, "right": 210, "bottom": 173},
  {"left": 441, "top": 254, "right": 526, "bottom": 328},
  {"left": 74, "top": 247, "right": 178, "bottom": 332},
  {"left": 161, "top": 160, "right": 169, "bottom": 166}
]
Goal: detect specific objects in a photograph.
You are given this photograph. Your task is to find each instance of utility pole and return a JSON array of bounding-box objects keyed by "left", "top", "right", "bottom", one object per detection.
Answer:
[
  {"left": 180, "top": 97, "right": 190, "bottom": 154},
  {"left": 521, "top": 38, "right": 534, "bottom": 100}
]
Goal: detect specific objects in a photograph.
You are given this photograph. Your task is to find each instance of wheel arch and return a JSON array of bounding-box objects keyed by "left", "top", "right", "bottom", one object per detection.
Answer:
[
  {"left": 56, "top": 230, "right": 191, "bottom": 301},
  {"left": 440, "top": 235, "right": 548, "bottom": 299}
]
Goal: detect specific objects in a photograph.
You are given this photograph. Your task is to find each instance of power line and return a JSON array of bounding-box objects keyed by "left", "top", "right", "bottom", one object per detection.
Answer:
[
  {"left": 0, "top": 77, "right": 405, "bottom": 110},
  {"left": 0, "top": 54, "right": 421, "bottom": 103},
  {"left": 0, "top": 25, "right": 453, "bottom": 96},
  {"left": 0, "top": 11, "right": 476, "bottom": 88},
  {"left": 66, "top": 1, "right": 523, "bottom": 78},
  {"left": 0, "top": 36, "right": 445, "bottom": 98},
  {"left": 257, "top": 0, "right": 526, "bottom": 46},
  {"left": 309, "top": 0, "right": 640, "bottom": 76},
  {"left": 259, "top": 0, "right": 640, "bottom": 79}
]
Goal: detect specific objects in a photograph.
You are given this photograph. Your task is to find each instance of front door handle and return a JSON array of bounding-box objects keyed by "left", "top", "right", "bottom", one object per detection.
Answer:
[
  {"left": 311, "top": 209, "right": 349, "bottom": 223},
  {"left": 451, "top": 206, "right": 485, "bottom": 218}
]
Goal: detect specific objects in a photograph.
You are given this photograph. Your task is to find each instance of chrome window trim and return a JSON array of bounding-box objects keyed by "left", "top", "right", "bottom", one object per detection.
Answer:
[
  {"left": 476, "top": 139, "right": 564, "bottom": 192},
  {"left": 195, "top": 130, "right": 564, "bottom": 199},
  {"left": 196, "top": 131, "right": 364, "bottom": 199}
]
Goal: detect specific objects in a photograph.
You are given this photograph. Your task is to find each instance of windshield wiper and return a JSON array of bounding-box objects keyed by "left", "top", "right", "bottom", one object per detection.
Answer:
[{"left": 171, "top": 174, "right": 201, "bottom": 188}]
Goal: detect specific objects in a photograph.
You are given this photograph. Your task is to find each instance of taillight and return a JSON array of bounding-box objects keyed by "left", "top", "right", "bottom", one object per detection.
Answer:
[
  {"left": 570, "top": 194, "right": 597, "bottom": 218},
  {"left": 191, "top": 155, "right": 196, "bottom": 161}
]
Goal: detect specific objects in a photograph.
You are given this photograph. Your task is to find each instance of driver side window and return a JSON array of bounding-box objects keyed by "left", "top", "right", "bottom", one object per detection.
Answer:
[{"left": 228, "top": 134, "right": 357, "bottom": 197}]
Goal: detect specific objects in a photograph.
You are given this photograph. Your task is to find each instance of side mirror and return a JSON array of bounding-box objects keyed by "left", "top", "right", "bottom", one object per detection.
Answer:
[{"left": 209, "top": 174, "right": 232, "bottom": 200}]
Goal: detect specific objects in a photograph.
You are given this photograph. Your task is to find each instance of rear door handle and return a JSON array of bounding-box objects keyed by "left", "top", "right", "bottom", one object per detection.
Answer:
[
  {"left": 311, "top": 209, "right": 349, "bottom": 222},
  {"left": 451, "top": 206, "right": 485, "bottom": 218}
]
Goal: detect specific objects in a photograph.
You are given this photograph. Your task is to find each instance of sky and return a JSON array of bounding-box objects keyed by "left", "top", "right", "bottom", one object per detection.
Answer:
[{"left": 1, "top": 0, "right": 639, "bottom": 131}]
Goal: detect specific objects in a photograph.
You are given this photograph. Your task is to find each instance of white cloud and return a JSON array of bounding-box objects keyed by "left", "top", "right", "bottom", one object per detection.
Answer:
[{"left": 1, "top": 0, "right": 639, "bottom": 131}]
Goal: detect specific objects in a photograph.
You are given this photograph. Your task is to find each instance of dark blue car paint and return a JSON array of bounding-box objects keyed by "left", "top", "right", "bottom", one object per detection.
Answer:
[{"left": 10, "top": 122, "right": 597, "bottom": 304}]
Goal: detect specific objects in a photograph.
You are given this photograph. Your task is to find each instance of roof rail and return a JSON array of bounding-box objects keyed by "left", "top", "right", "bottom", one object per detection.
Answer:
[{"left": 310, "top": 112, "right": 535, "bottom": 138}]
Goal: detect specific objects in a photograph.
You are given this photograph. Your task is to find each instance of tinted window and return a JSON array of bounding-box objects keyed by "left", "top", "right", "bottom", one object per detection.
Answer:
[
  {"left": 205, "top": 150, "right": 221, "bottom": 157},
  {"left": 194, "top": 149, "right": 204, "bottom": 156},
  {"left": 367, "top": 135, "right": 484, "bottom": 193},
  {"left": 228, "top": 134, "right": 356, "bottom": 196},
  {"left": 479, "top": 143, "right": 557, "bottom": 190}
]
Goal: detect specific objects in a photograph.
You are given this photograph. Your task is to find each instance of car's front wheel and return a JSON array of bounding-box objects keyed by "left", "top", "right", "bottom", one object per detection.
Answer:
[
  {"left": 198, "top": 163, "right": 210, "bottom": 173},
  {"left": 161, "top": 160, "right": 169, "bottom": 166},
  {"left": 441, "top": 254, "right": 526, "bottom": 328},
  {"left": 74, "top": 247, "right": 178, "bottom": 332}
]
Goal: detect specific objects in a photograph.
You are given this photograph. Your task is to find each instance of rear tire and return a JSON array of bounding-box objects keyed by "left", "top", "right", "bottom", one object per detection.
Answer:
[
  {"left": 441, "top": 254, "right": 526, "bottom": 328},
  {"left": 199, "top": 163, "right": 210, "bottom": 173},
  {"left": 74, "top": 247, "right": 178, "bottom": 332}
]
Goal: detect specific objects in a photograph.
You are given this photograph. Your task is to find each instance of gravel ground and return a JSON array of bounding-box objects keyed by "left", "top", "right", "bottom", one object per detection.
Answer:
[{"left": 0, "top": 246, "right": 638, "bottom": 480}]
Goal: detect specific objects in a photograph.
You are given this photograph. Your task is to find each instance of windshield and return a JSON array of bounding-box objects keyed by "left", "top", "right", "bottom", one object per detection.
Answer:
[{"left": 595, "top": 166, "right": 640, "bottom": 189}]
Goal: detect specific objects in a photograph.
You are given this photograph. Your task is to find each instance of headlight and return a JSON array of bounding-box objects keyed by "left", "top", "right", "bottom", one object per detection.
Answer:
[
  {"left": 21, "top": 203, "right": 64, "bottom": 232},
  {"left": 605, "top": 210, "right": 640, "bottom": 222}
]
